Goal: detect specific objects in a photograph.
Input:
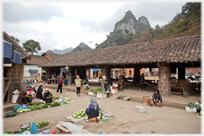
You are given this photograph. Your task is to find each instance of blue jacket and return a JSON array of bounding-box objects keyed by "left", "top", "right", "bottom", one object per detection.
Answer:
[{"left": 87, "top": 103, "right": 99, "bottom": 114}]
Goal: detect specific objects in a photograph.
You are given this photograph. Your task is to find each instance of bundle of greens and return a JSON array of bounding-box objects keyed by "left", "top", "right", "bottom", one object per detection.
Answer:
[{"left": 51, "top": 102, "right": 60, "bottom": 107}]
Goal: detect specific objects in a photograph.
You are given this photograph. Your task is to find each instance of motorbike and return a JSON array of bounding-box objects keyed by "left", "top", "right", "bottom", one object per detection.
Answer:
[{"left": 186, "top": 74, "right": 201, "bottom": 82}]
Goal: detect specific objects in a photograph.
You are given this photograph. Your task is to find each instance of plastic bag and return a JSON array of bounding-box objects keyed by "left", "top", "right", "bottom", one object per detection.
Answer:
[
  {"left": 13, "top": 89, "right": 20, "bottom": 95},
  {"left": 20, "top": 104, "right": 28, "bottom": 109},
  {"left": 55, "top": 121, "right": 83, "bottom": 134},
  {"left": 30, "top": 122, "right": 39, "bottom": 134},
  {"left": 14, "top": 105, "right": 21, "bottom": 112}
]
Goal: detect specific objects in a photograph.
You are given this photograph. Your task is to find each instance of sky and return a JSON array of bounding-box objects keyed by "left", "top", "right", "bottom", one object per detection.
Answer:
[{"left": 2, "top": 0, "right": 188, "bottom": 54}]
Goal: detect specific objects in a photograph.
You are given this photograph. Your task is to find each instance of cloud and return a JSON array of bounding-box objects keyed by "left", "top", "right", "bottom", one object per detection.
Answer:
[
  {"left": 3, "top": 2, "right": 64, "bottom": 22},
  {"left": 3, "top": 2, "right": 187, "bottom": 53}
]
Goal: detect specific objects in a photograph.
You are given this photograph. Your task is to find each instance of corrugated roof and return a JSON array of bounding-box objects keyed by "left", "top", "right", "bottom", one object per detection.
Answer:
[{"left": 40, "top": 35, "right": 201, "bottom": 67}]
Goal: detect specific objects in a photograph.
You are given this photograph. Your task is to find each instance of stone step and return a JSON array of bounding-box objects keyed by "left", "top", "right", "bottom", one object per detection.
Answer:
[{"left": 123, "top": 96, "right": 131, "bottom": 101}]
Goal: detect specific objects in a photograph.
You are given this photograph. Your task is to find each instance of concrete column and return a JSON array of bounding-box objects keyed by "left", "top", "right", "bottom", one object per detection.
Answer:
[
  {"left": 178, "top": 66, "right": 185, "bottom": 79},
  {"left": 90, "top": 69, "right": 93, "bottom": 78},
  {"left": 158, "top": 63, "right": 171, "bottom": 97}
]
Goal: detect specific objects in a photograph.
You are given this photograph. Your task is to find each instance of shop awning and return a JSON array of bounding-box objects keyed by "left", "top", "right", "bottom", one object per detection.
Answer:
[
  {"left": 3, "top": 40, "right": 22, "bottom": 64},
  {"left": 29, "top": 69, "right": 38, "bottom": 73},
  {"left": 92, "top": 68, "right": 100, "bottom": 72}
]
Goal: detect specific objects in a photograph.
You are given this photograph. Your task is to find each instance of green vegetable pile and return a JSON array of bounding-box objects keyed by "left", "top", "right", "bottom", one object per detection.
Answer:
[
  {"left": 61, "top": 101, "right": 68, "bottom": 104},
  {"left": 42, "top": 103, "right": 52, "bottom": 108},
  {"left": 72, "top": 109, "right": 87, "bottom": 119},
  {"left": 95, "top": 88, "right": 102, "bottom": 92},
  {"left": 32, "top": 102, "right": 41, "bottom": 106},
  {"left": 186, "top": 101, "right": 200, "bottom": 110},
  {"left": 99, "top": 109, "right": 104, "bottom": 119},
  {"left": 52, "top": 96, "right": 56, "bottom": 99},
  {"left": 27, "top": 105, "right": 42, "bottom": 111},
  {"left": 51, "top": 102, "right": 60, "bottom": 107},
  {"left": 90, "top": 89, "right": 94, "bottom": 92},
  {"left": 3, "top": 131, "right": 13, "bottom": 134},
  {"left": 35, "top": 121, "right": 49, "bottom": 127},
  {"left": 17, "top": 108, "right": 31, "bottom": 113}
]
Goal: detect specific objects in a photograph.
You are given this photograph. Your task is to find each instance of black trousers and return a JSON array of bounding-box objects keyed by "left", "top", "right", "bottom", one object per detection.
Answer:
[
  {"left": 57, "top": 84, "right": 62, "bottom": 93},
  {"left": 76, "top": 87, "right": 80, "bottom": 95},
  {"left": 86, "top": 108, "right": 99, "bottom": 119}
]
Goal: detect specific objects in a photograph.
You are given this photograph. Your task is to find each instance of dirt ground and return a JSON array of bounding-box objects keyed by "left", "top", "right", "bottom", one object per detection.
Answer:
[{"left": 3, "top": 88, "right": 201, "bottom": 134}]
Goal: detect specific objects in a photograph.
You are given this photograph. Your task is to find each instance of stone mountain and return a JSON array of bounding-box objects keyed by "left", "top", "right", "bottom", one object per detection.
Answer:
[
  {"left": 71, "top": 42, "right": 92, "bottom": 52},
  {"left": 96, "top": 10, "right": 151, "bottom": 49}
]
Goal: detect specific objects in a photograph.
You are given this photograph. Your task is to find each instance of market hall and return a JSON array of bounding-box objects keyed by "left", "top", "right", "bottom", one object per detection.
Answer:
[{"left": 39, "top": 35, "right": 201, "bottom": 97}]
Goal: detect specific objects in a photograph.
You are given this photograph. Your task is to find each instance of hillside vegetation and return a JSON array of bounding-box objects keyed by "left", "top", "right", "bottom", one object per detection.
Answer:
[{"left": 129, "top": 2, "right": 201, "bottom": 44}]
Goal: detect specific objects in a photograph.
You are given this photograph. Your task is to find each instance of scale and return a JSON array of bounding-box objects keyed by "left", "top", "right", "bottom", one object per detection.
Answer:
[{"left": 19, "top": 123, "right": 31, "bottom": 132}]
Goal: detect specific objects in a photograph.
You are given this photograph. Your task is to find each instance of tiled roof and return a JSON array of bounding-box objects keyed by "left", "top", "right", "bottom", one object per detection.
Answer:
[
  {"left": 26, "top": 55, "right": 49, "bottom": 65},
  {"left": 42, "top": 52, "right": 61, "bottom": 59},
  {"left": 3, "top": 31, "right": 28, "bottom": 58},
  {"left": 40, "top": 35, "right": 201, "bottom": 67}
]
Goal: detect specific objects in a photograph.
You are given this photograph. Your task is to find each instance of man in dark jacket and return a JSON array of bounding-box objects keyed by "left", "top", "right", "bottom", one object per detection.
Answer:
[
  {"left": 152, "top": 90, "right": 162, "bottom": 105},
  {"left": 17, "top": 87, "right": 29, "bottom": 105},
  {"left": 43, "top": 88, "right": 52, "bottom": 103}
]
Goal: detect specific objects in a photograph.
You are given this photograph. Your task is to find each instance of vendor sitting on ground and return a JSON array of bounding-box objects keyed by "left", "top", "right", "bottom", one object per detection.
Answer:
[
  {"left": 17, "top": 87, "right": 31, "bottom": 105},
  {"left": 86, "top": 98, "right": 100, "bottom": 123},
  {"left": 151, "top": 89, "right": 162, "bottom": 106},
  {"left": 43, "top": 88, "right": 53, "bottom": 103},
  {"left": 36, "top": 85, "right": 43, "bottom": 99}
]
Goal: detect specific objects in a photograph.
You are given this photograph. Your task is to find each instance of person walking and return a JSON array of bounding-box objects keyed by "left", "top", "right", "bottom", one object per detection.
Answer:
[
  {"left": 56, "top": 75, "right": 63, "bottom": 93},
  {"left": 139, "top": 73, "right": 145, "bottom": 92},
  {"left": 75, "top": 75, "right": 82, "bottom": 96}
]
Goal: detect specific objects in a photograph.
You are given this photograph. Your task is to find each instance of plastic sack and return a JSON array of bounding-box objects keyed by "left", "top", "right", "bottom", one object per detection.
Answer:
[
  {"left": 13, "top": 89, "right": 20, "bottom": 95},
  {"left": 20, "top": 104, "right": 28, "bottom": 109},
  {"left": 55, "top": 121, "right": 83, "bottom": 134},
  {"left": 14, "top": 105, "right": 21, "bottom": 112},
  {"left": 30, "top": 122, "right": 39, "bottom": 134},
  {"left": 59, "top": 96, "right": 64, "bottom": 100}
]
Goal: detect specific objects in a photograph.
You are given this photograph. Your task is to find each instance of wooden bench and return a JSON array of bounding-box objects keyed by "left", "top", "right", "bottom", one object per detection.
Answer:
[{"left": 170, "top": 79, "right": 190, "bottom": 95}]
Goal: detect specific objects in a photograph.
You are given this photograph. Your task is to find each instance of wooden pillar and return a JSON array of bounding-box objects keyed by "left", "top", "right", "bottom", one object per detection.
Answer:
[
  {"left": 68, "top": 67, "right": 75, "bottom": 86},
  {"left": 5, "top": 63, "right": 25, "bottom": 103},
  {"left": 101, "top": 65, "right": 111, "bottom": 88},
  {"left": 134, "top": 66, "right": 140, "bottom": 81},
  {"left": 178, "top": 66, "right": 185, "bottom": 79},
  {"left": 158, "top": 63, "right": 171, "bottom": 97}
]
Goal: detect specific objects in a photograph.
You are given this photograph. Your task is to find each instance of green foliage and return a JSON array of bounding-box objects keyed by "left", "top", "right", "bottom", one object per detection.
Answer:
[
  {"left": 10, "top": 35, "right": 20, "bottom": 43},
  {"left": 186, "top": 101, "right": 200, "bottom": 110},
  {"left": 23, "top": 39, "right": 41, "bottom": 54},
  {"left": 125, "top": 29, "right": 129, "bottom": 34}
]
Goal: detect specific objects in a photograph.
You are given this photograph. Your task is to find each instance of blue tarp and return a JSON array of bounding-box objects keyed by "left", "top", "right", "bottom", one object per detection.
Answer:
[
  {"left": 3, "top": 40, "right": 13, "bottom": 59},
  {"left": 10, "top": 50, "right": 22, "bottom": 64},
  {"left": 92, "top": 68, "right": 100, "bottom": 72},
  {"left": 3, "top": 40, "right": 22, "bottom": 64},
  {"left": 60, "top": 70, "right": 69, "bottom": 73},
  {"left": 29, "top": 70, "right": 38, "bottom": 73}
]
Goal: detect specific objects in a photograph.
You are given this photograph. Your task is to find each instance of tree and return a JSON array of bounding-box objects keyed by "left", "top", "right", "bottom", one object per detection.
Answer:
[
  {"left": 10, "top": 35, "right": 20, "bottom": 43},
  {"left": 22, "top": 40, "right": 41, "bottom": 54},
  {"left": 95, "top": 43, "right": 99, "bottom": 48},
  {"left": 125, "top": 29, "right": 129, "bottom": 34}
]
